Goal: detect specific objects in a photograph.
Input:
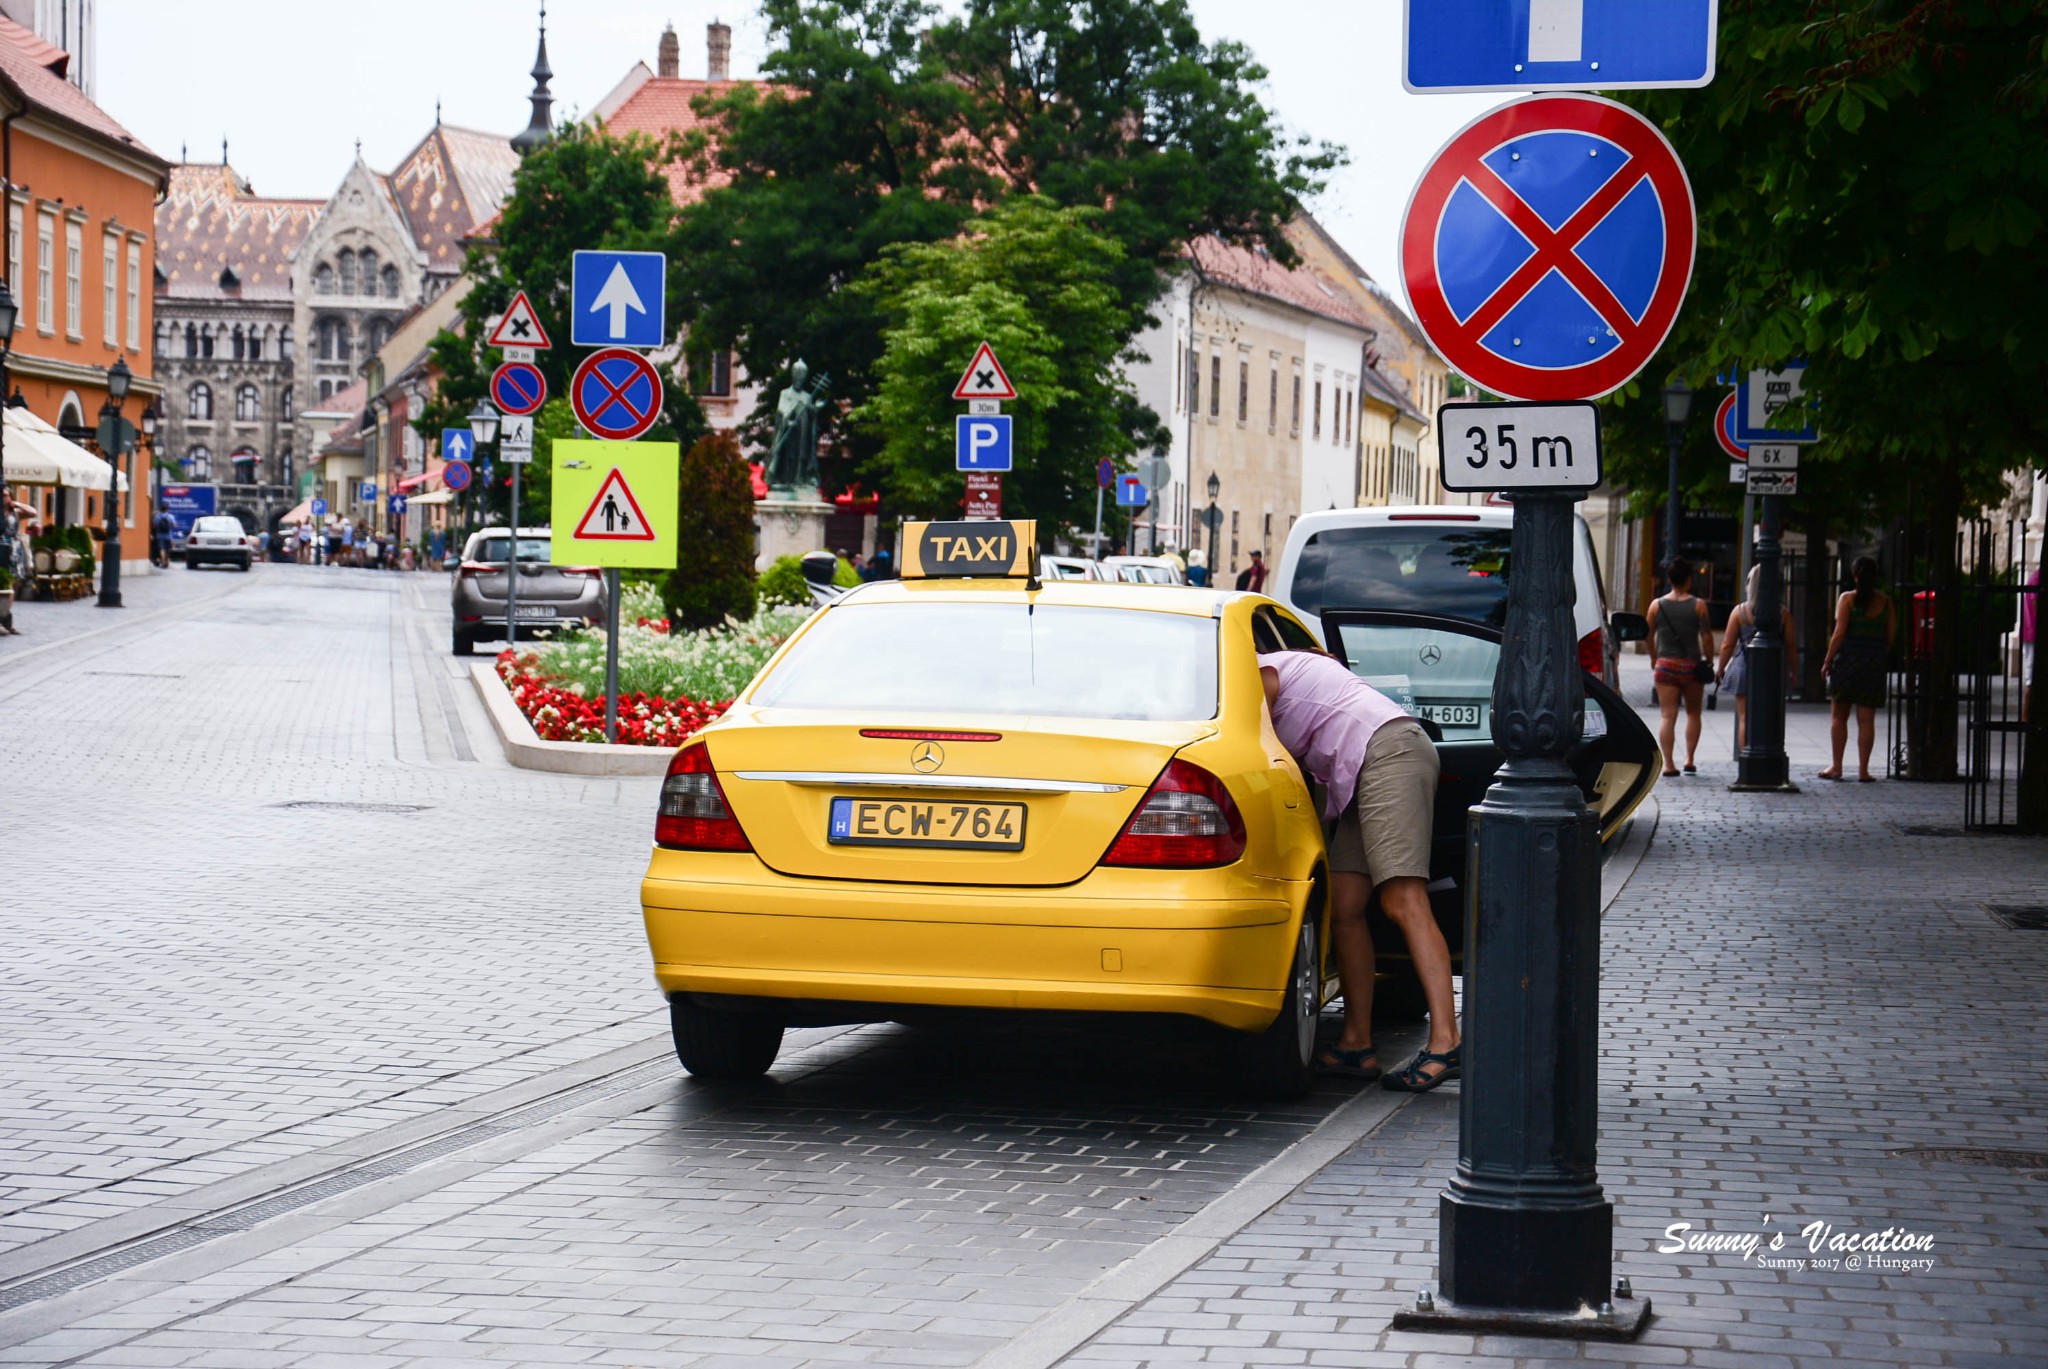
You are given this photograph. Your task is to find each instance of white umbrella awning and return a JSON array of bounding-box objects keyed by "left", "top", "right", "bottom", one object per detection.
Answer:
[
  {"left": 1, "top": 407, "right": 128, "bottom": 491},
  {"left": 406, "top": 488, "right": 455, "bottom": 506}
]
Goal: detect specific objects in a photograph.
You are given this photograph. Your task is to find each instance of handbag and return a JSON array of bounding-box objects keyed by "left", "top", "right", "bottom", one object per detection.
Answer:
[{"left": 1693, "top": 657, "right": 1714, "bottom": 685}]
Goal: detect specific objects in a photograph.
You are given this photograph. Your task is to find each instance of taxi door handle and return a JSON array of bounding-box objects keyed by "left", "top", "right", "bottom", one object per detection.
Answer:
[{"left": 1271, "top": 757, "right": 1299, "bottom": 808}]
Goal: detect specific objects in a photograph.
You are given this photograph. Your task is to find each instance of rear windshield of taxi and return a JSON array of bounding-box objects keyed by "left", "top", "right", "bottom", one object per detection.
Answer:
[
  {"left": 1288, "top": 525, "right": 1513, "bottom": 628},
  {"left": 751, "top": 603, "right": 1218, "bottom": 721}
]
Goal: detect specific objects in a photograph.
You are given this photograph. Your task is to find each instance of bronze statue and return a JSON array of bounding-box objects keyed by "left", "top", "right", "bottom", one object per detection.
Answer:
[{"left": 764, "top": 360, "right": 830, "bottom": 496}]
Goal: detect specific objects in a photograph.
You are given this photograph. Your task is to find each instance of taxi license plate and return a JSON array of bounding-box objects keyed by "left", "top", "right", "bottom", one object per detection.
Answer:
[
  {"left": 827, "top": 797, "right": 1026, "bottom": 851},
  {"left": 1419, "top": 703, "right": 1482, "bottom": 727}
]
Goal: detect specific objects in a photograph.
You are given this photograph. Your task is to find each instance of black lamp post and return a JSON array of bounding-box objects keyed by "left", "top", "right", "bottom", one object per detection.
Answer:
[
  {"left": 1660, "top": 379, "right": 1693, "bottom": 567},
  {"left": 96, "top": 358, "right": 133, "bottom": 608},
  {"left": 468, "top": 399, "right": 507, "bottom": 627},
  {"left": 1205, "top": 470, "right": 1220, "bottom": 587},
  {"left": 140, "top": 400, "right": 160, "bottom": 566},
  {"left": 1733, "top": 488, "right": 1796, "bottom": 791},
  {"left": 0, "top": 283, "right": 15, "bottom": 555}
]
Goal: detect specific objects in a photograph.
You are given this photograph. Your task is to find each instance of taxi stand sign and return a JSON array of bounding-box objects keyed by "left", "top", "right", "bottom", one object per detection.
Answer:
[{"left": 900, "top": 520, "right": 1037, "bottom": 580}]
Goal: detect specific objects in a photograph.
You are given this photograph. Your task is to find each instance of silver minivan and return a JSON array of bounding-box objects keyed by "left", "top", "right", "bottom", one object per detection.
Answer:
[{"left": 450, "top": 526, "right": 607, "bottom": 655}]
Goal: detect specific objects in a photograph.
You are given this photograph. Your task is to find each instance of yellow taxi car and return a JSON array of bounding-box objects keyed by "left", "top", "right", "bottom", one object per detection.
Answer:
[{"left": 639, "top": 519, "right": 1658, "bottom": 1096}]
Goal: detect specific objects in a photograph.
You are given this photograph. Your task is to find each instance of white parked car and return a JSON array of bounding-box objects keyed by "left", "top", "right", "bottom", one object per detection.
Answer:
[
  {"left": 184, "top": 515, "right": 252, "bottom": 571},
  {"left": 1102, "top": 555, "right": 1182, "bottom": 585},
  {"left": 1040, "top": 554, "right": 1106, "bottom": 581}
]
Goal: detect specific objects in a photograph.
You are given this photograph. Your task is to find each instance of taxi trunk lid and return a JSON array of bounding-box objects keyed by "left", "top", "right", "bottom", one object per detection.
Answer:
[{"left": 705, "top": 718, "right": 1213, "bottom": 886}]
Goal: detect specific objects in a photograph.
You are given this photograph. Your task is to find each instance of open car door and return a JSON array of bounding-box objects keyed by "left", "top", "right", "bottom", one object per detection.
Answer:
[{"left": 1319, "top": 609, "right": 1660, "bottom": 984}]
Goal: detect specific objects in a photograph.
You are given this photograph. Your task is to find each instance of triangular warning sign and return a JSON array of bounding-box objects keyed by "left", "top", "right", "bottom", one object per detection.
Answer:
[
  {"left": 951, "top": 341, "right": 1018, "bottom": 400},
  {"left": 572, "top": 468, "right": 657, "bottom": 542},
  {"left": 487, "top": 290, "right": 553, "bottom": 350}
]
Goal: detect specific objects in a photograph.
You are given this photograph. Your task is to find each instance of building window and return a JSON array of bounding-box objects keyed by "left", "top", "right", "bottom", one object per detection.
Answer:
[
  {"left": 184, "top": 322, "right": 197, "bottom": 358},
  {"left": 317, "top": 316, "right": 349, "bottom": 363},
  {"left": 280, "top": 325, "right": 294, "bottom": 360},
  {"left": 64, "top": 220, "right": 81, "bottom": 337},
  {"left": 36, "top": 210, "right": 53, "bottom": 333},
  {"left": 231, "top": 448, "right": 259, "bottom": 482},
  {"left": 1175, "top": 343, "right": 1186, "bottom": 412},
  {"left": 1208, "top": 355, "right": 1221, "bottom": 418},
  {"left": 382, "top": 265, "right": 400, "bottom": 299},
  {"left": 188, "top": 382, "right": 213, "bottom": 420},
  {"left": 1344, "top": 390, "right": 1354, "bottom": 446},
  {"left": 688, "top": 349, "right": 733, "bottom": 397},
  {"left": 247, "top": 329, "right": 262, "bottom": 362},
  {"left": 185, "top": 445, "right": 212, "bottom": 477},
  {"left": 1313, "top": 381, "right": 1323, "bottom": 439},
  {"left": 103, "top": 234, "right": 118, "bottom": 343},
  {"left": 1268, "top": 368, "right": 1278, "bottom": 430},
  {"left": 1188, "top": 351, "right": 1200, "bottom": 417},
  {"left": 6, "top": 204, "right": 19, "bottom": 299},
  {"left": 1290, "top": 372, "right": 1302, "bottom": 436},
  {"left": 1230, "top": 509, "right": 1240, "bottom": 570},
  {"left": 360, "top": 249, "right": 378, "bottom": 290},
  {"left": 126, "top": 242, "right": 142, "bottom": 350},
  {"left": 200, "top": 326, "right": 214, "bottom": 359},
  {"left": 235, "top": 384, "right": 260, "bottom": 421},
  {"left": 366, "top": 319, "right": 391, "bottom": 356},
  {"left": 231, "top": 326, "right": 245, "bottom": 361},
  {"left": 337, "top": 249, "right": 356, "bottom": 296},
  {"left": 1236, "top": 360, "right": 1249, "bottom": 423},
  {"left": 282, "top": 388, "right": 293, "bottom": 420},
  {"left": 314, "top": 263, "right": 334, "bottom": 295}
]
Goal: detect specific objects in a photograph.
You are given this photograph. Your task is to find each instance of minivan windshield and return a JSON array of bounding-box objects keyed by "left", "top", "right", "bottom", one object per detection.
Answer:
[
  {"left": 752, "top": 603, "right": 1218, "bottom": 721},
  {"left": 1288, "top": 524, "right": 1513, "bottom": 628}
]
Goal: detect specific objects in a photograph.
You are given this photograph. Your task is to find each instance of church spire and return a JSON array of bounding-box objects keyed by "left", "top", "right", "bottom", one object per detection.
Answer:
[{"left": 511, "top": 2, "right": 554, "bottom": 156}]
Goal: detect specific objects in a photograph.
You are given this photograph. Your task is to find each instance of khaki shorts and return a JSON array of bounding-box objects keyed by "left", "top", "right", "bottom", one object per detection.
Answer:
[{"left": 1324, "top": 720, "right": 1439, "bottom": 887}]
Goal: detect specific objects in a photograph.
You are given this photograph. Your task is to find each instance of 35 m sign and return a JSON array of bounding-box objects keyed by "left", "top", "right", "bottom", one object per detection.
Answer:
[{"left": 1437, "top": 400, "right": 1603, "bottom": 493}]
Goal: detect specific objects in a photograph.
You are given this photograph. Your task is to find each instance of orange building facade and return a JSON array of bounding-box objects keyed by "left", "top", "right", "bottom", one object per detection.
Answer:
[{"left": 0, "top": 18, "right": 167, "bottom": 568}]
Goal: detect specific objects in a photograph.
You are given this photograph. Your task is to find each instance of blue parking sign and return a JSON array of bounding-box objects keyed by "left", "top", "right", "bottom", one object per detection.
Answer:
[
  {"left": 359, "top": 481, "right": 377, "bottom": 501},
  {"left": 311, "top": 498, "right": 328, "bottom": 518},
  {"left": 955, "top": 415, "right": 1013, "bottom": 472},
  {"left": 571, "top": 250, "right": 667, "bottom": 348}
]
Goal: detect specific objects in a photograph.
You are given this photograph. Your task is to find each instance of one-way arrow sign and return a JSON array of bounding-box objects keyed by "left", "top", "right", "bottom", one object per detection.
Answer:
[{"left": 571, "top": 250, "right": 666, "bottom": 349}]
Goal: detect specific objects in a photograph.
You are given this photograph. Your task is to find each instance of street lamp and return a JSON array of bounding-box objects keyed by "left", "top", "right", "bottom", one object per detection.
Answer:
[
  {"left": 1660, "top": 378, "right": 1693, "bottom": 567},
  {"left": 0, "top": 282, "right": 15, "bottom": 561},
  {"left": 96, "top": 358, "right": 133, "bottom": 608},
  {"left": 1204, "top": 471, "right": 1221, "bottom": 588},
  {"left": 139, "top": 400, "right": 161, "bottom": 566},
  {"left": 468, "top": 399, "right": 517, "bottom": 638}
]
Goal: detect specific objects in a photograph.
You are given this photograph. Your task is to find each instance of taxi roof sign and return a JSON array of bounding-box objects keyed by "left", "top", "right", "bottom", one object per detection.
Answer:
[{"left": 901, "top": 520, "right": 1037, "bottom": 580}]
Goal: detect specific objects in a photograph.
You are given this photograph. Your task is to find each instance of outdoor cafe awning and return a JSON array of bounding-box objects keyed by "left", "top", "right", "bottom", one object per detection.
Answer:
[
  {"left": 0, "top": 406, "right": 128, "bottom": 491},
  {"left": 406, "top": 488, "right": 455, "bottom": 506}
]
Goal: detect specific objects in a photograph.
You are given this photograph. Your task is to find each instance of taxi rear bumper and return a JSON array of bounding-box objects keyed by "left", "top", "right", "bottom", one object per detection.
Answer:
[{"left": 639, "top": 851, "right": 1308, "bottom": 1033}]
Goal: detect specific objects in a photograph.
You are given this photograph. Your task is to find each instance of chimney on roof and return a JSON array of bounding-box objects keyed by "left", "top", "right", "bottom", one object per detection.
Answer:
[
  {"left": 658, "top": 23, "right": 679, "bottom": 78},
  {"left": 707, "top": 20, "right": 731, "bottom": 81}
]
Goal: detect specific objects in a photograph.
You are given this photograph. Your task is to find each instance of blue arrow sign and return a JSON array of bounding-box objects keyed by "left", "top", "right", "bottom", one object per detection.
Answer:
[
  {"left": 571, "top": 250, "right": 666, "bottom": 348},
  {"left": 388, "top": 495, "right": 408, "bottom": 516},
  {"left": 1405, "top": 0, "right": 1718, "bottom": 94},
  {"left": 1116, "top": 476, "right": 1148, "bottom": 508},
  {"left": 955, "top": 415, "right": 1013, "bottom": 472},
  {"left": 442, "top": 429, "right": 475, "bottom": 466}
]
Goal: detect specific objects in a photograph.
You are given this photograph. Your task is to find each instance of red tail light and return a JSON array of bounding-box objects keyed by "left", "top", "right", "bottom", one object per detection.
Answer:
[
  {"left": 457, "top": 560, "right": 492, "bottom": 580},
  {"left": 1101, "top": 758, "right": 1247, "bottom": 869},
  {"left": 1577, "top": 627, "right": 1606, "bottom": 676},
  {"left": 655, "top": 743, "right": 752, "bottom": 851},
  {"left": 563, "top": 566, "right": 604, "bottom": 579}
]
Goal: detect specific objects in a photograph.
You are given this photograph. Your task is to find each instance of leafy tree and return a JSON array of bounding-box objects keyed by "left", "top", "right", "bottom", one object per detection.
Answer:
[
  {"left": 854, "top": 197, "right": 1157, "bottom": 533},
  {"left": 670, "top": 0, "right": 1339, "bottom": 477},
  {"left": 665, "top": 430, "right": 759, "bottom": 632}
]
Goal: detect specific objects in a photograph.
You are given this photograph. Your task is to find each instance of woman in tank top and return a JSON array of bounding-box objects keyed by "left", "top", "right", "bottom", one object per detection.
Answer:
[
  {"left": 1648, "top": 558, "right": 1714, "bottom": 777},
  {"left": 1819, "top": 555, "right": 1897, "bottom": 781}
]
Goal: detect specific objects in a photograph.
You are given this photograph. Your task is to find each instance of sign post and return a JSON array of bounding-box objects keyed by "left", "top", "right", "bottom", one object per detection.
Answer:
[{"left": 1730, "top": 368, "right": 1816, "bottom": 796}]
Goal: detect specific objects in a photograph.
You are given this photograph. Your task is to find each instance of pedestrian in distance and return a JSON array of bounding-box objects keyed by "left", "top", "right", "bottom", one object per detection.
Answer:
[
  {"left": 1185, "top": 548, "right": 1209, "bottom": 588},
  {"left": 1235, "top": 548, "right": 1267, "bottom": 593},
  {"left": 1819, "top": 555, "right": 1897, "bottom": 782},
  {"left": 150, "top": 508, "right": 175, "bottom": 568},
  {"left": 2021, "top": 564, "right": 2039, "bottom": 725},
  {"left": 1648, "top": 558, "right": 1714, "bottom": 777},
  {"left": 1716, "top": 564, "right": 1799, "bottom": 752},
  {"left": 1259, "top": 646, "right": 1460, "bottom": 1092},
  {"left": 341, "top": 520, "right": 356, "bottom": 566}
]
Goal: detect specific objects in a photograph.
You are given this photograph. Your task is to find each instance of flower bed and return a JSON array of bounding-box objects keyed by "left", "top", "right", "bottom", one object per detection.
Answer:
[{"left": 496, "top": 587, "right": 812, "bottom": 747}]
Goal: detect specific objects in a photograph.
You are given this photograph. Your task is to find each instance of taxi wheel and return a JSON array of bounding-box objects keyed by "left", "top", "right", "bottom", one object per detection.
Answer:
[
  {"left": 669, "top": 997, "right": 784, "bottom": 1081},
  {"left": 1234, "top": 918, "right": 1318, "bottom": 1100}
]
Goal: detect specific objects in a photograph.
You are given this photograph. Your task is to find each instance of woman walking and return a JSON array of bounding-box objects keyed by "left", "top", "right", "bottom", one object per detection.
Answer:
[
  {"left": 1648, "top": 558, "right": 1714, "bottom": 776},
  {"left": 1716, "top": 564, "right": 1798, "bottom": 751},
  {"left": 1819, "top": 556, "right": 1896, "bottom": 781}
]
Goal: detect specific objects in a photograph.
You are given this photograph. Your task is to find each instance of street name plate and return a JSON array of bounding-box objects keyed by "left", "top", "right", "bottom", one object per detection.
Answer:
[
  {"left": 967, "top": 399, "right": 1003, "bottom": 416},
  {"left": 1750, "top": 443, "right": 1800, "bottom": 469},
  {"left": 1746, "top": 468, "right": 1798, "bottom": 495},
  {"left": 1438, "top": 400, "right": 1601, "bottom": 492}
]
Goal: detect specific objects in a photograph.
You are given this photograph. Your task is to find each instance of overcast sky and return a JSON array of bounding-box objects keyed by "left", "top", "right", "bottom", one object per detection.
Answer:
[{"left": 102, "top": 1, "right": 1500, "bottom": 294}]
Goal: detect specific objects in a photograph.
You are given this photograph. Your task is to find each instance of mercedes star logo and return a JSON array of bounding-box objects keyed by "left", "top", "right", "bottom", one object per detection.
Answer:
[
  {"left": 1419, "top": 644, "right": 1443, "bottom": 666},
  {"left": 911, "top": 742, "right": 945, "bottom": 773}
]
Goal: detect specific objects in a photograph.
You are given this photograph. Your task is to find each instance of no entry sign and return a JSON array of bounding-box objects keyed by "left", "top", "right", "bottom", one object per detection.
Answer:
[
  {"left": 571, "top": 348, "right": 665, "bottom": 442},
  {"left": 1401, "top": 94, "right": 1695, "bottom": 402}
]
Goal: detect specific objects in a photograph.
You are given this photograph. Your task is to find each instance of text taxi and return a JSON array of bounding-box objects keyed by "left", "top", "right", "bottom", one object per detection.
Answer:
[{"left": 639, "top": 519, "right": 1337, "bottom": 1096}]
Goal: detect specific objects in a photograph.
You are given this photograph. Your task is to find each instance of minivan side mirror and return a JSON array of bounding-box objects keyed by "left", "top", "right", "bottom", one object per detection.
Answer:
[{"left": 1609, "top": 611, "right": 1650, "bottom": 644}]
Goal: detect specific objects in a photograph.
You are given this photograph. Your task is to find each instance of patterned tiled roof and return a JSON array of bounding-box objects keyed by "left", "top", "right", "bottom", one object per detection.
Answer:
[
  {"left": 1189, "top": 235, "right": 1374, "bottom": 332},
  {"left": 156, "top": 163, "right": 321, "bottom": 302},
  {"left": 0, "top": 16, "right": 163, "bottom": 162},
  {"left": 387, "top": 125, "right": 521, "bottom": 272}
]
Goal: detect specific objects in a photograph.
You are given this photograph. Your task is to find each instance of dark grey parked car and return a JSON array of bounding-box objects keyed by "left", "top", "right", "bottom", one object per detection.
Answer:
[
  {"left": 184, "top": 515, "right": 252, "bottom": 571},
  {"left": 450, "top": 526, "right": 606, "bottom": 655}
]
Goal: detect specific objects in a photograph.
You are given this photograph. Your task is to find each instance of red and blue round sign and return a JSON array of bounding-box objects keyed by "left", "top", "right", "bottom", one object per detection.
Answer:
[
  {"left": 1400, "top": 94, "right": 1695, "bottom": 403},
  {"left": 571, "top": 348, "right": 665, "bottom": 442},
  {"left": 441, "top": 460, "right": 473, "bottom": 493},
  {"left": 1714, "top": 392, "right": 1748, "bottom": 461},
  {"left": 490, "top": 361, "right": 547, "bottom": 417}
]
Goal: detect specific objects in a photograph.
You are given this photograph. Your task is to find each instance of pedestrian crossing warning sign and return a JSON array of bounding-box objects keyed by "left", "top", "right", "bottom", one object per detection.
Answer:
[
  {"left": 574, "top": 469, "right": 656, "bottom": 541},
  {"left": 550, "top": 438, "right": 679, "bottom": 570}
]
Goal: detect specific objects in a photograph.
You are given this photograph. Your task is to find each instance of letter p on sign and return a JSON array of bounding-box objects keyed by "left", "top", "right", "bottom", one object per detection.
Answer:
[{"left": 956, "top": 414, "right": 1014, "bottom": 472}]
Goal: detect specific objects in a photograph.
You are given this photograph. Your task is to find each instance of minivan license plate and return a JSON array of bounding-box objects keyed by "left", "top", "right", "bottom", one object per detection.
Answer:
[{"left": 828, "top": 797, "right": 1026, "bottom": 851}]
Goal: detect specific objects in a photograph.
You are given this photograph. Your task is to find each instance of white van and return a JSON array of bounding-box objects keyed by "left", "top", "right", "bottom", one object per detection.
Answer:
[{"left": 1270, "top": 505, "right": 1635, "bottom": 688}]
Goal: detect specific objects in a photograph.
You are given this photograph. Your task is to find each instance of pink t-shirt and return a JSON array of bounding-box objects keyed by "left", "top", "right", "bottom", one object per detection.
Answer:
[{"left": 1258, "top": 651, "right": 1413, "bottom": 820}]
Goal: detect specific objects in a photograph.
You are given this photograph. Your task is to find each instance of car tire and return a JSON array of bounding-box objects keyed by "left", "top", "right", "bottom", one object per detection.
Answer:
[
  {"left": 1234, "top": 917, "right": 1318, "bottom": 1100},
  {"left": 669, "top": 997, "right": 783, "bottom": 1081},
  {"left": 451, "top": 628, "right": 475, "bottom": 656},
  {"left": 237, "top": 558, "right": 251, "bottom": 572},
  {"left": 184, "top": 557, "right": 197, "bottom": 570}
]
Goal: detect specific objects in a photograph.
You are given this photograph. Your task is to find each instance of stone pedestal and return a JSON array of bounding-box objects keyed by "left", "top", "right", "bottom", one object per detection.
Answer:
[{"left": 754, "top": 495, "right": 835, "bottom": 570}]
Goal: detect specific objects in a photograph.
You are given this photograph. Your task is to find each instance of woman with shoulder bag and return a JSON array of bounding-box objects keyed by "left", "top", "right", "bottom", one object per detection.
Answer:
[
  {"left": 1819, "top": 556, "right": 1896, "bottom": 782},
  {"left": 1716, "top": 564, "right": 1799, "bottom": 752},
  {"left": 1647, "top": 558, "right": 1714, "bottom": 777}
]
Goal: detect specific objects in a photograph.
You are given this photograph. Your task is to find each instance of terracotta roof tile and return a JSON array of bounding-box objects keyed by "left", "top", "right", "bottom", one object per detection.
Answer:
[
  {"left": 0, "top": 16, "right": 163, "bottom": 161},
  {"left": 1189, "top": 235, "right": 1374, "bottom": 332},
  {"left": 156, "top": 163, "right": 321, "bottom": 301},
  {"left": 597, "top": 76, "right": 752, "bottom": 203}
]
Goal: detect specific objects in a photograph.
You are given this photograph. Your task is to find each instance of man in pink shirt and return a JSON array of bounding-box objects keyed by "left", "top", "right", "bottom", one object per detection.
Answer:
[{"left": 1259, "top": 648, "right": 1460, "bottom": 1091}]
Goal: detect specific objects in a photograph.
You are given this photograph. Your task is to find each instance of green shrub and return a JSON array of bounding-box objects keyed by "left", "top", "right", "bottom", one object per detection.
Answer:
[
  {"left": 662, "top": 430, "right": 759, "bottom": 633},
  {"left": 759, "top": 553, "right": 863, "bottom": 606}
]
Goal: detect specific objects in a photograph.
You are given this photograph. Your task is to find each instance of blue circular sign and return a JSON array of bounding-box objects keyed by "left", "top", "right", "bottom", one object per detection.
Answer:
[
  {"left": 571, "top": 348, "right": 664, "bottom": 442},
  {"left": 441, "top": 461, "right": 473, "bottom": 493},
  {"left": 490, "top": 361, "right": 547, "bottom": 417}
]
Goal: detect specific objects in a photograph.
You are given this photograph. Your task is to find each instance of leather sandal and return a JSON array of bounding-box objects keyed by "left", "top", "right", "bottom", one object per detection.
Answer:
[
  {"left": 1314, "top": 1044, "right": 1380, "bottom": 1081},
  {"left": 1382, "top": 1044, "right": 1461, "bottom": 1092}
]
